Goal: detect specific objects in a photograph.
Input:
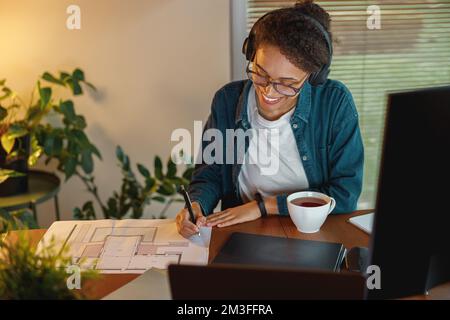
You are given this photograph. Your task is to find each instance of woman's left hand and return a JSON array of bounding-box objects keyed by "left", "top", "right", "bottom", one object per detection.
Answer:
[{"left": 205, "top": 201, "right": 261, "bottom": 228}]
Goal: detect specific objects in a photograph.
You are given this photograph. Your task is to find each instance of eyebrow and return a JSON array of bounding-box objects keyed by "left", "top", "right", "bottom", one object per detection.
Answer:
[{"left": 255, "top": 63, "right": 302, "bottom": 82}]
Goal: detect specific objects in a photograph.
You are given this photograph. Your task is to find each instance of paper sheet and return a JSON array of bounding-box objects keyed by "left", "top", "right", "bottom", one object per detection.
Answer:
[
  {"left": 348, "top": 212, "right": 374, "bottom": 234},
  {"left": 37, "top": 219, "right": 211, "bottom": 274}
]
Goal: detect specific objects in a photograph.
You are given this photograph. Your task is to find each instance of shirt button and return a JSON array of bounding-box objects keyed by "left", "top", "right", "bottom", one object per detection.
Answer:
[
  {"left": 292, "top": 123, "right": 298, "bottom": 129},
  {"left": 302, "top": 156, "right": 308, "bottom": 161}
]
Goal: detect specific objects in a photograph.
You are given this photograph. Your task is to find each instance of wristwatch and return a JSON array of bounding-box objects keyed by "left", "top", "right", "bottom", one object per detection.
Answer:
[{"left": 254, "top": 192, "right": 268, "bottom": 218}]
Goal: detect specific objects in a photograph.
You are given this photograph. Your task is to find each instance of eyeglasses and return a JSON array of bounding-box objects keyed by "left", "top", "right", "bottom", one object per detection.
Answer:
[{"left": 246, "top": 62, "right": 308, "bottom": 97}]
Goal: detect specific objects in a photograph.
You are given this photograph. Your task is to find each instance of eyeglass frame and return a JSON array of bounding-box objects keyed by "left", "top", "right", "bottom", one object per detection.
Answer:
[{"left": 246, "top": 61, "right": 309, "bottom": 97}]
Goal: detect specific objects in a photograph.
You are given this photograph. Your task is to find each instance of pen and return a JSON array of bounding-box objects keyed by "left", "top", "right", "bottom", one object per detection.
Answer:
[{"left": 180, "top": 185, "right": 200, "bottom": 235}]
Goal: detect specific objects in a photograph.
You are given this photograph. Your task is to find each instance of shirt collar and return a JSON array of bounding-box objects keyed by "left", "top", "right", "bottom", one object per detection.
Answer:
[
  {"left": 234, "top": 80, "right": 252, "bottom": 129},
  {"left": 292, "top": 80, "right": 312, "bottom": 124}
]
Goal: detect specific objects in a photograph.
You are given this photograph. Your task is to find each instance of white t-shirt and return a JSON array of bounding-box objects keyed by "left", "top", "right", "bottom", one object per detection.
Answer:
[{"left": 238, "top": 85, "right": 309, "bottom": 202}]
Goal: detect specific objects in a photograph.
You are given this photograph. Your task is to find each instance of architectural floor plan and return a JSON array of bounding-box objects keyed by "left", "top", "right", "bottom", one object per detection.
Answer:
[{"left": 38, "top": 219, "right": 211, "bottom": 274}]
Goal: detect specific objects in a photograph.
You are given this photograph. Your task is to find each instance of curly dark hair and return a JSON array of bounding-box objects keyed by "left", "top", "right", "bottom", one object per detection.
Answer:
[{"left": 254, "top": 0, "right": 332, "bottom": 74}]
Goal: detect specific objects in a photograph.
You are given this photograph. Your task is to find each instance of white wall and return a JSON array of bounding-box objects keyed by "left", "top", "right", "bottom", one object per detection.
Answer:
[{"left": 0, "top": 0, "right": 231, "bottom": 227}]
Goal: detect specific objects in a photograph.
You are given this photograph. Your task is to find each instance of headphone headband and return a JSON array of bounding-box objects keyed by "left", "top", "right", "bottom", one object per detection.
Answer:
[{"left": 242, "top": 8, "right": 333, "bottom": 86}]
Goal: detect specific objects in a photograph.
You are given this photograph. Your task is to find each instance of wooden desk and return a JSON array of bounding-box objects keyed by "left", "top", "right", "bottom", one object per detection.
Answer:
[{"left": 6, "top": 210, "right": 450, "bottom": 300}]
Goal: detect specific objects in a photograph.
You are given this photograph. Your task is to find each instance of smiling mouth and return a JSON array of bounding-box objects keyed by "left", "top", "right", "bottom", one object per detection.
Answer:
[{"left": 260, "top": 92, "right": 282, "bottom": 105}]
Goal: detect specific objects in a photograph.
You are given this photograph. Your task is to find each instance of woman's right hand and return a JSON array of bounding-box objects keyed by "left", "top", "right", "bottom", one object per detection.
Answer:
[{"left": 176, "top": 202, "right": 206, "bottom": 238}]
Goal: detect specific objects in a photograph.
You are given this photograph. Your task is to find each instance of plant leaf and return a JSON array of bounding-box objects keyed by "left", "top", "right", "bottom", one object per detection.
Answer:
[
  {"left": 154, "top": 156, "right": 163, "bottom": 180},
  {"left": 59, "top": 100, "right": 76, "bottom": 122},
  {"left": 72, "top": 81, "right": 82, "bottom": 95},
  {"left": 0, "top": 87, "right": 12, "bottom": 101},
  {"left": 0, "top": 169, "right": 25, "bottom": 184},
  {"left": 64, "top": 157, "right": 76, "bottom": 180},
  {"left": 152, "top": 196, "right": 166, "bottom": 203},
  {"left": 144, "top": 177, "right": 156, "bottom": 191},
  {"left": 166, "top": 157, "right": 177, "bottom": 178},
  {"left": 53, "top": 135, "right": 63, "bottom": 156},
  {"left": 0, "top": 105, "right": 7, "bottom": 121},
  {"left": 1, "top": 135, "right": 15, "bottom": 154},
  {"left": 42, "top": 72, "right": 64, "bottom": 85},
  {"left": 107, "top": 198, "right": 118, "bottom": 218},
  {"left": 116, "top": 146, "right": 124, "bottom": 163},
  {"left": 38, "top": 83, "right": 52, "bottom": 110},
  {"left": 157, "top": 180, "right": 175, "bottom": 196},
  {"left": 72, "top": 115, "right": 86, "bottom": 129},
  {"left": 28, "top": 147, "right": 43, "bottom": 167},
  {"left": 137, "top": 163, "right": 150, "bottom": 178},
  {"left": 72, "top": 69, "right": 85, "bottom": 81},
  {"left": 81, "top": 150, "right": 94, "bottom": 174},
  {"left": 71, "top": 129, "right": 90, "bottom": 147},
  {"left": 89, "top": 144, "right": 102, "bottom": 160},
  {"left": 6, "top": 123, "right": 28, "bottom": 139},
  {"left": 60, "top": 72, "right": 71, "bottom": 82},
  {"left": 66, "top": 78, "right": 82, "bottom": 95},
  {"left": 43, "top": 133, "right": 55, "bottom": 155},
  {"left": 28, "top": 135, "right": 43, "bottom": 166},
  {"left": 26, "top": 105, "right": 41, "bottom": 123},
  {"left": 182, "top": 167, "right": 195, "bottom": 181},
  {"left": 72, "top": 207, "right": 83, "bottom": 220}
]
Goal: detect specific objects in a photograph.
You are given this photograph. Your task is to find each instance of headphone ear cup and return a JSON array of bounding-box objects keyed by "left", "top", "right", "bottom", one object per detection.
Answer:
[
  {"left": 242, "top": 37, "right": 249, "bottom": 58},
  {"left": 243, "top": 33, "right": 256, "bottom": 61},
  {"left": 308, "top": 65, "right": 330, "bottom": 86}
]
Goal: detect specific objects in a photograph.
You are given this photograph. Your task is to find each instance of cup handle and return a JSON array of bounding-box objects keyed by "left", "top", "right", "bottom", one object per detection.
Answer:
[{"left": 328, "top": 197, "right": 336, "bottom": 215}]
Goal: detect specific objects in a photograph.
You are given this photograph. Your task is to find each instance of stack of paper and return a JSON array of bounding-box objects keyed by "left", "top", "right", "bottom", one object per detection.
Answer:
[{"left": 38, "top": 219, "right": 211, "bottom": 274}]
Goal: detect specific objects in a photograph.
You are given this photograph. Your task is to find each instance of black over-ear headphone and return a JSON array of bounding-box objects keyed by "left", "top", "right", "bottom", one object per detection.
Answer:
[{"left": 242, "top": 8, "right": 333, "bottom": 86}]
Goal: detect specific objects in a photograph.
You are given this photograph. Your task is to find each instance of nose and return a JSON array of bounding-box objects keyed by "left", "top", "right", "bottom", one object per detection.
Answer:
[{"left": 262, "top": 83, "right": 280, "bottom": 98}]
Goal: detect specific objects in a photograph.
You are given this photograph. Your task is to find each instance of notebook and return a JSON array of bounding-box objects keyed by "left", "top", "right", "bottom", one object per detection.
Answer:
[
  {"left": 212, "top": 233, "right": 346, "bottom": 272},
  {"left": 348, "top": 212, "right": 374, "bottom": 234}
]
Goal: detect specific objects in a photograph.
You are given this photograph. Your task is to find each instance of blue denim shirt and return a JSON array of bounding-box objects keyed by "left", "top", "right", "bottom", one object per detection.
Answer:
[{"left": 188, "top": 79, "right": 364, "bottom": 215}]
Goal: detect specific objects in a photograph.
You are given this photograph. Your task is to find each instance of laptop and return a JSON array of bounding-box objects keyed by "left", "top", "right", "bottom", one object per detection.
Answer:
[{"left": 168, "top": 264, "right": 365, "bottom": 300}]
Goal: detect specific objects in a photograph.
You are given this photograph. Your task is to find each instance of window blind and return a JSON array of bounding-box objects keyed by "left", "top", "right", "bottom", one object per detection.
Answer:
[{"left": 246, "top": 0, "right": 450, "bottom": 208}]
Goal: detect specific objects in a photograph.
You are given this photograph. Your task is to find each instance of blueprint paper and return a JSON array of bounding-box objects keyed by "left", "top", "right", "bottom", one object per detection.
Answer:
[{"left": 37, "top": 219, "right": 211, "bottom": 274}]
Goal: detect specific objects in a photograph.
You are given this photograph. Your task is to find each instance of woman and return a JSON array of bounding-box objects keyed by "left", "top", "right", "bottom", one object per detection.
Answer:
[{"left": 176, "top": 0, "right": 364, "bottom": 238}]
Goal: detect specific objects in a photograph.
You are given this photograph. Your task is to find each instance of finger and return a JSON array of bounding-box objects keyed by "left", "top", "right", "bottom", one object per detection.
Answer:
[
  {"left": 206, "top": 211, "right": 232, "bottom": 225},
  {"left": 182, "top": 219, "right": 199, "bottom": 232},
  {"left": 176, "top": 211, "right": 187, "bottom": 230},
  {"left": 206, "top": 209, "right": 230, "bottom": 220},
  {"left": 180, "top": 228, "right": 196, "bottom": 239},
  {"left": 176, "top": 210, "right": 184, "bottom": 223},
  {"left": 176, "top": 209, "right": 190, "bottom": 224},
  {"left": 177, "top": 209, "right": 199, "bottom": 237},
  {"left": 196, "top": 215, "right": 207, "bottom": 227},
  {"left": 181, "top": 224, "right": 199, "bottom": 237},
  {"left": 206, "top": 210, "right": 231, "bottom": 223},
  {"left": 207, "top": 213, "right": 234, "bottom": 227},
  {"left": 218, "top": 217, "right": 241, "bottom": 228}
]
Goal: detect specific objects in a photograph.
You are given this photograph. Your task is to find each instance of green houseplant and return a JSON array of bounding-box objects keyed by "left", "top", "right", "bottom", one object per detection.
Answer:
[
  {"left": 1, "top": 68, "right": 194, "bottom": 221},
  {"left": 0, "top": 227, "right": 97, "bottom": 299},
  {"left": 73, "top": 147, "right": 194, "bottom": 220},
  {"left": 0, "top": 69, "right": 99, "bottom": 196}
]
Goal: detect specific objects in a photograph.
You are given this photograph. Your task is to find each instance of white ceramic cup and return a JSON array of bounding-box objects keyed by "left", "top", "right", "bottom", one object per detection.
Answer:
[{"left": 287, "top": 191, "right": 336, "bottom": 233}]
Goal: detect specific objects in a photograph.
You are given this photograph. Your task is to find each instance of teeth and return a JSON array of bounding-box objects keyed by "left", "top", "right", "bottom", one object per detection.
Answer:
[{"left": 263, "top": 94, "right": 280, "bottom": 103}]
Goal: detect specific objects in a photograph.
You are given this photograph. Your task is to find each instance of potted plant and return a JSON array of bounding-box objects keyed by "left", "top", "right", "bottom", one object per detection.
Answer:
[
  {"left": 0, "top": 80, "right": 30, "bottom": 196},
  {"left": 0, "top": 69, "right": 98, "bottom": 197},
  {"left": 1, "top": 69, "right": 194, "bottom": 221},
  {"left": 0, "top": 226, "right": 97, "bottom": 299}
]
